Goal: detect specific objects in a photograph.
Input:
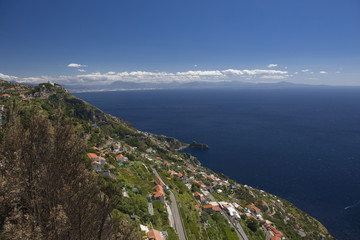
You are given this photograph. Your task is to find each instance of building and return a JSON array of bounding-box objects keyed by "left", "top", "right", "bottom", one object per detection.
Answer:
[
  {"left": 113, "top": 143, "right": 121, "bottom": 151},
  {"left": 115, "top": 154, "right": 128, "bottom": 162},
  {"left": 152, "top": 185, "right": 165, "bottom": 203},
  {"left": 147, "top": 229, "right": 162, "bottom": 240}
]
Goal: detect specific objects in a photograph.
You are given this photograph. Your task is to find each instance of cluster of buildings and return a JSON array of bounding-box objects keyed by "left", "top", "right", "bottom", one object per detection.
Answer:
[
  {"left": 159, "top": 156, "right": 296, "bottom": 239},
  {"left": 86, "top": 132, "right": 306, "bottom": 240}
]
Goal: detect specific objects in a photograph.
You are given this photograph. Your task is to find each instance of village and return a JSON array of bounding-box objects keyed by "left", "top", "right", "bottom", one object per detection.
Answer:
[{"left": 85, "top": 132, "right": 308, "bottom": 240}]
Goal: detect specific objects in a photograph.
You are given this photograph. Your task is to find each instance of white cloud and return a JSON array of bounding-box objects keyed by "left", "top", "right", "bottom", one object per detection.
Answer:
[
  {"left": 336, "top": 71, "right": 341, "bottom": 74},
  {"left": 177, "top": 70, "right": 223, "bottom": 76},
  {"left": 222, "top": 69, "right": 287, "bottom": 75},
  {"left": 2, "top": 68, "right": 290, "bottom": 86},
  {"left": 294, "top": 72, "right": 299, "bottom": 75},
  {"left": 222, "top": 69, "right": 244, "bottom": 75},
  {"left": 260, "top": 75, "right": 288, "bottom": 80},
  {"left": 0, "top": 72, "right": 18, "bottom": 81},
  {"left": 67, "top": 63, "right": 87, "bottom": 68},
  {"left": 301, "top": 69, "right": 310, "bottom": 73},
  {"left": 319, "top": 71, "right": 327, "bottom": 74},
  {"left": 267, "top": 64, "right": 278, "bottom": 68},
  {"left": 194, "top": 64, "right": 198, "bottom": 67}
]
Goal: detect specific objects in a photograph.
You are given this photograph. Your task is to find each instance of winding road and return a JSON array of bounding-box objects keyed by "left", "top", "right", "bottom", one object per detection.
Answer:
[{"left": 151, "top": 167, "right": 188, "bottom": 240}]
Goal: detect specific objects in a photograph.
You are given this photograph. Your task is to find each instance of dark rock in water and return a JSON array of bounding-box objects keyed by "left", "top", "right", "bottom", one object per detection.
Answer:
[{"left": 189, "top": 141, "right": 209, "bottom": 149}]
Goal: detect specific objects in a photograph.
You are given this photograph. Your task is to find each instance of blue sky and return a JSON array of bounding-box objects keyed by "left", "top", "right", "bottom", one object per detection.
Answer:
[{"left": 0, "top": 0, "right": 359, "bottom": 86}]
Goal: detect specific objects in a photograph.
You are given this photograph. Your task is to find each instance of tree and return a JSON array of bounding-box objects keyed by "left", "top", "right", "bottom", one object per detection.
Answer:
[
  {"left": 0, "top": 108, "right": 112, "bottom": 240},
  {"left": 246, "top": 218, "right": 258, "bottom": 232}
]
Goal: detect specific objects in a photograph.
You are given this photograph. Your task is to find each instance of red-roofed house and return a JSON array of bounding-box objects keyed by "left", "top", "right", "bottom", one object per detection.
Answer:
[
  {"left": 113, "top": 143, "right": 121, "bottom": 151},
  {"left": 87, "top": 153, "right": 99, "bottom": 160},
  {"left": 115, "top": 154, "right": 128, "bottom": 162},
  {"left": 168, "top": 170, "right": 176, "bottom": 175},
  {"left": 202, "top": 205, "right": 213, "bottom": 209},
  {"left": 194, "top": 192, "right": 201, "bottom": 200},
  {"left": 270, "top": 236, "right": 281, "bottom": 240},
  {"left": 147, "top": 229, "right": 162, "bottom": 240},
  {"left": 213, "top": 206, "right": 222, "bottom": 212},
  {"left": 152, "top": 185, "right": 165, "bottom": 203},
  {"left": 247, "top": 203, "right": 261, "bottom": 215},
  {"left": 2, "top": 94, "right": 10, "bottom": 98}
]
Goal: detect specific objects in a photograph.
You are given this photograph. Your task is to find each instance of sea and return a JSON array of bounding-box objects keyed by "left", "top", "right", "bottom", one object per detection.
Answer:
[{"left": 74, "top": 87, "right": 360, "bottom": 240}]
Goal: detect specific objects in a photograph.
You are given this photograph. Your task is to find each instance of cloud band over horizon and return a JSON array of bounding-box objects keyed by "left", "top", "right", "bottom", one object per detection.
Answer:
[{"left": 0, "top": 68, "right": 290, "bottom": 86}]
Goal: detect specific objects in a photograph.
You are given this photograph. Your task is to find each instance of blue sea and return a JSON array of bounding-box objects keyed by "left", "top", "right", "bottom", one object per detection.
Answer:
[{"left": 75, "top": 87, "right": 360, "bottom": 240}]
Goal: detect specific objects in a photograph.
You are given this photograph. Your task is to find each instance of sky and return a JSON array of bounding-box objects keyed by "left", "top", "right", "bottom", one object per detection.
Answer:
[{"left": 0, "top": 0, "right": 359, "bottom": 87}]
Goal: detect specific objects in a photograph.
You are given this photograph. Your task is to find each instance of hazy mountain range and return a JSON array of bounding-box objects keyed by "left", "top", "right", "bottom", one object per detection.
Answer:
[{"left": 60, "top": 80, "right": 324, "bottom": 93}]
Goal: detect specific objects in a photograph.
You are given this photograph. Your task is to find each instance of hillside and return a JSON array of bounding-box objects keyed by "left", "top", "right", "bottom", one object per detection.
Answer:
[{"left": 0, "top": 80, "right": 335, "bottom": 240}]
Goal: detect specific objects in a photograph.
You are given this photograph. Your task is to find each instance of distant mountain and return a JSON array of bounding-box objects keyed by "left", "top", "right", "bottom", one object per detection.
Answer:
[{"left": 63, "top": 80, "right": 323, "bottom": 93}]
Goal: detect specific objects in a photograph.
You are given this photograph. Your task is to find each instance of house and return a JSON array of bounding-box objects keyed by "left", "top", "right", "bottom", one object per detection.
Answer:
[
  {"left": 168, "top": 170, "right": 176, "bottom": 175},
  {"left": 87, "top": 153, "right": 100, "bottom": 160},
  {"left": 19, "top": 94, "right": 25, "bottom": 98},
  {"left": 88, "top": 153, "right": 107, "bottom": 169},
  {"left": 194, "top": 192, "right": 201, "bottom": 201},
  {"left": 2, "top": 94, "right": 10, "bottom": 98},
  {"left": 113, "top": 143, "right": 121, "bottom": 151},
  {"left": 247, "top": 203, "right": 261, "bottom": 215},
  {"left": 115, "top": 154, "right": 128, "bottom": 162},
  {"left": 22, "top": 98, "right": 30, "bottom": 102},
  {"left": 163, "top": 161, "right": 171, "bottom": 168},
  {"left": 270, "top": 236, "right": 281, "bottom": 240},
  {"left": 226, "top": 206, "right": 241, "bottom": 219},
  {"left": 91, "top": 161, "right": 101, "bottom": 171},
  {"left": 147, "top": 229, "right": 162, "bottom": 240},
  {"left": 0, "top": 105, "right": 4, "bottom": 111},
  {"left": 202, "top": 205, "right": 213, "bottom": 210},
  {"left": 152, "top": 185, "right": 165, "bottom": 203},
  {"left": 212, "top": 206, "right": 222, "bottom": 212},
  {"left": 266, "top": 225, "right": 284, "bottom": 239}
]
